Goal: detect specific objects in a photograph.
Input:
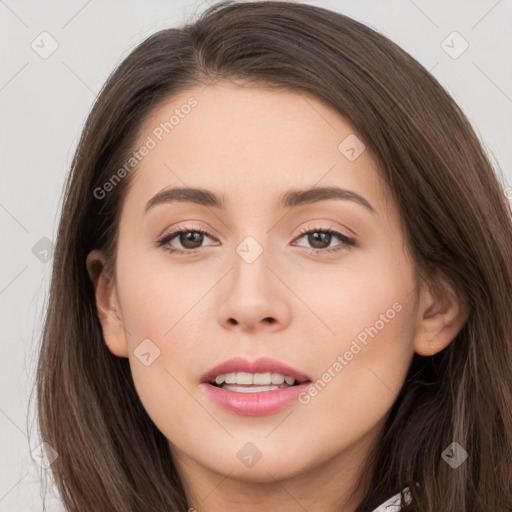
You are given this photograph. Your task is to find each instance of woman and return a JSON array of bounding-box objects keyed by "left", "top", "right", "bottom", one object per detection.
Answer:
[{"left": 34, "top": 1, "right": 512, "bottom": 510}]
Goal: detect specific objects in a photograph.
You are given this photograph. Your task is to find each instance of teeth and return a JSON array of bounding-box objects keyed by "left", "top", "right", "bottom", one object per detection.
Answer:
[
  {"left": 253, "top": 372, "right": 272, "bottom": 385},
  {"left": 238, "top": 372, "right": 254, "bottom": 385},
  {"left": 212, "top": 372, "right": 297, "bottom": 386},
  {"left": 223, "top": 385, "right": 282, "bottom": 393},
  {"left": 271, "top": 373, "right": 285, "bottom": 384},
  {"left": 225, "top": 373, "right": 237, "bottom": 384}
]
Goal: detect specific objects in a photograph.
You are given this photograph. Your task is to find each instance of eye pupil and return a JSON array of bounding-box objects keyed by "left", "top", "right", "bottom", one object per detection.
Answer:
[
  {"left": 181, "top": 231, "right": 203, "bottom": 248},
  {"left": 309, "top": 231, "right": 330, "bottom": 248}
]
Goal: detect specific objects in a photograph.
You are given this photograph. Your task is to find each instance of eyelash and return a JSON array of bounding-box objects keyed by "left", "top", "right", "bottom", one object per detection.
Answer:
[{"left": 156, "top": 224, "right": 356, "bottom": 257}]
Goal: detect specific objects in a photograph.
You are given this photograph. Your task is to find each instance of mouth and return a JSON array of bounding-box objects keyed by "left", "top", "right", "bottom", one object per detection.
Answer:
[
  {"left": 200, "top": 356, "right": 313, "bottom": 415},
  {"left": 209, "top": 371, "right": 310, "bottom": 393},
  {"left": 201, "top": 356, "right": 312, "bottom": 392}
]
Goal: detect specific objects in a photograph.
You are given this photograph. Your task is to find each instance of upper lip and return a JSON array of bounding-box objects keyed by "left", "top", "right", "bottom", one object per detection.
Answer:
[{"left": 201, "top": 357, "right": 313, "bottom": 384}]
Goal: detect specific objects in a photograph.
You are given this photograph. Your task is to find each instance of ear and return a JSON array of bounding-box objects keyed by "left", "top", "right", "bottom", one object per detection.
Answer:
[
  {"left": 413, "top": 270, "right": 470, "bottom": 356},
  {"left": 86, "top": 249, "right": 129, "bottom": 358}
]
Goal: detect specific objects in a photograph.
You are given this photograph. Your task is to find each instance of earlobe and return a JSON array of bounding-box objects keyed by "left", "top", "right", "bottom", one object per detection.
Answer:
[
  {"left": 413, "top": 271, "right": 470, "bottom": 356},
  {"left": 85, "top": 250, "right": 129, "bottom": 358}
]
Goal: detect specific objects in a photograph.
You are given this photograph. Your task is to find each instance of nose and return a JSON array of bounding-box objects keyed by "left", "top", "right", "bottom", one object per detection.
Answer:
[{"left": 217, "top": 243, "right": 291, "bottom": 333}]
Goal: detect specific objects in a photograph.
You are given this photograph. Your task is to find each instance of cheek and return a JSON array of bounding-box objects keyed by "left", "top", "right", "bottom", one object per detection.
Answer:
[
  {"left": 117, "top": 246, "right": 209, "bottom": 343},
  {"left": 115, "top": 249, "right": 215, "bottom": 420},
  {"left": 291, "top": 293, "right": 416, "bottom": 459},
  {"left": 288, "top": 245, "right": 415, "bottom": 349},
  {"left": 291, "top": 248, "right": 417, "bottom": 411},
  {"left": 117, "top": 275, "right": 204, "bottom": 438}
]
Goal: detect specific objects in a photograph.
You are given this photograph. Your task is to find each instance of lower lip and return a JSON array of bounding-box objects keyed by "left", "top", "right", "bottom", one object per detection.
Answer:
[{"left": 202, "top": 382, "right": 311, "bottom": 416}]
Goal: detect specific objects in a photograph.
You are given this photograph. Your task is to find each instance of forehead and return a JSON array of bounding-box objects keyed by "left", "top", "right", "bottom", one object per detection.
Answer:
[
  {"left": 125, "top": 81, "right": 389, "bottom": 216},
  {"left": 136, "top": 81, "right": 359, "bottom": 159}
]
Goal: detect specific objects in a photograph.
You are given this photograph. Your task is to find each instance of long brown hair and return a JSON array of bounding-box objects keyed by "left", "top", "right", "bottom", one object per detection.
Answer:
[{"left": 32, "top": 1, "right": 512, "bottom": 510}]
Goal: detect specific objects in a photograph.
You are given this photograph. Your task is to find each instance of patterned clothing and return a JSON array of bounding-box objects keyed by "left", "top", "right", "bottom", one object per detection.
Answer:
[{"left": 370, "top": 486, "right": 412, "bottom": 511}]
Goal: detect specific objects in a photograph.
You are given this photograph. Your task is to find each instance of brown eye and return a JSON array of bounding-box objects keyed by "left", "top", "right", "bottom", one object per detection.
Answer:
[
  {"left": 306, "top": 231, "right": 332, "bottom": 249},
  {"left": 178, "top": 231, "right": 204, "bottom": 249},
  {"left": 293, "top": 226, "right": 356, "bottom": 255},
  {"left": 156, "top": 227, "right": 215, "bottom": 255}
]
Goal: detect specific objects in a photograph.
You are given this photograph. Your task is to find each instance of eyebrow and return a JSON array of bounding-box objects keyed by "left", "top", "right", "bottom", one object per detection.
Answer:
[{"left": 144, "top": 186, "right": 376, "bottom": 214}]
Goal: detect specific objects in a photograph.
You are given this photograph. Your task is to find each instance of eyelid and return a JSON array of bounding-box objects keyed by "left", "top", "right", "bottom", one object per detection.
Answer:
[
  {"left": 156, "top": 224, "right": 217, "bottom": 245},
  {"left": 156, "top": 220, "right": 216, "bottom": 240},
  {"left": 294, "top": 222, "right": 354, "bottom": 240}
]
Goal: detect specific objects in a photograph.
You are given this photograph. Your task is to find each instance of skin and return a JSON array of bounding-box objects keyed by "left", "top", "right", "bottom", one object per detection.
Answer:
[{"left": 87, "top": 81, "right": 469, "bottom": 512}]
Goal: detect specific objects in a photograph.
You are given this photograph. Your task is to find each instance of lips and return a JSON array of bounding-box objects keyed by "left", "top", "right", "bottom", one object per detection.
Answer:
[
  {"left": 200, "top": 357, "right": 313, "bottom": 415},
  {"left": 200, "top": 356, "right": 312, "bottom": 385}
]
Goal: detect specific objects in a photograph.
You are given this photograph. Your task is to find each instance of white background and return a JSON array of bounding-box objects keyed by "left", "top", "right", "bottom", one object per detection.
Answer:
[{"left": 1, "top": 0, "right": 511, "bottom": 509}]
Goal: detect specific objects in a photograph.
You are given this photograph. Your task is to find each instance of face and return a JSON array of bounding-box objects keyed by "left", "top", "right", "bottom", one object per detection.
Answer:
[{"left": 90, "top": 81, "right": 429, "bottom": 489}]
